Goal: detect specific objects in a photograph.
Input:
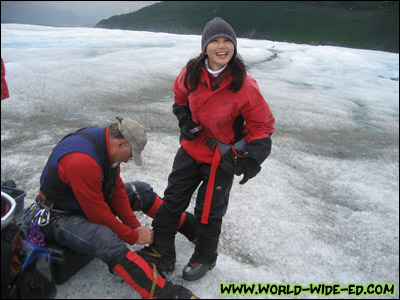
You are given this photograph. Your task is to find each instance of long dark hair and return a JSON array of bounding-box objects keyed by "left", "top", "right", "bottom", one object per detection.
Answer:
[{"left": 184, "top": 53, "right": 247, "bottom": 93}]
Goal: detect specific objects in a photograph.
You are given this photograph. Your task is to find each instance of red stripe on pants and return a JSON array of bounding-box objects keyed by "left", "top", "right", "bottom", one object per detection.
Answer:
[
  {"left": 147, "top": 195, "right": 187, "bottom": 229},
  {"left": 146, "top": 195, "right": 163, "bottom": 219},
  {"left": 113, "top": 250, "right": 166, "bottom": 299}
]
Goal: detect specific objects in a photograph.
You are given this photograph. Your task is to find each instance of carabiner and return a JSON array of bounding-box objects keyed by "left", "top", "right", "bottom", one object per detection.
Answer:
[{"left": 34, "top": 208, "right": 50, "bottom": 226}]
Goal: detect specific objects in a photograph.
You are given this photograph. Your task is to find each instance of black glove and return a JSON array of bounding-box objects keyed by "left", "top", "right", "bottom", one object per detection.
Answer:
[
  {"left": 220, "top": 147, "right": 244, "bottom": 176},
  {"left": 237, "top": 158, "right": 261, "bottom": 185},
  {"left": 179, "top": 119, "right": 200, "bottom": 141}
]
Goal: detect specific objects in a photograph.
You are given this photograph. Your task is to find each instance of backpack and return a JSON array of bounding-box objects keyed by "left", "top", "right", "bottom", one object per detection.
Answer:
[
  {"left": 9, "top": 240, "right": 57, "bottom": 299},
  {"left": 1, "top": 222, "right": 24, "bottom": 299},
  {"left": 2, "top": 196, "right": 57, "bottom": 299}
]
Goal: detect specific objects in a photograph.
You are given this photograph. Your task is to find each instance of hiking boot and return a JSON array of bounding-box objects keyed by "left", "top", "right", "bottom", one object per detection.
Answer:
[
  {"left": 136, "top": 245, "right": 175, "bottom": 277},
  {"left": 182, "top": 261, "right": 216, "bottom": 281}
]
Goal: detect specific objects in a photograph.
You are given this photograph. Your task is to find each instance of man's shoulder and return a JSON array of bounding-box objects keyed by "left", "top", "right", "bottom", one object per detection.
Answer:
[{"left": 59, "top": 152, "right": 99, "bottom": 169}]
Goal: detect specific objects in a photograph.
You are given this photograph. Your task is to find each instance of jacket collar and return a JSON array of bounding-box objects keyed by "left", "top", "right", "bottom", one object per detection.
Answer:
[{"left": 200, "top": 66, "right": 232, "bottom": 92}]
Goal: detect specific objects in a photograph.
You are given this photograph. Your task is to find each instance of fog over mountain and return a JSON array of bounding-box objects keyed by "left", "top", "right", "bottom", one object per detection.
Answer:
[{"left": 1, "top": 1, "right": 159, "bottom": 27}]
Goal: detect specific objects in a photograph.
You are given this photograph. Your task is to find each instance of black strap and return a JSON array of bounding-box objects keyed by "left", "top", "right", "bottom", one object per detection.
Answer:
[{"left": 203, "top": 137, "right": 217, "bottom": 152}]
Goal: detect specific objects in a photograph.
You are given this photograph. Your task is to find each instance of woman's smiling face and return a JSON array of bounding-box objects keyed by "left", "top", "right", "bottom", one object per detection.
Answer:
[{"left": 205, "top": 37, "right": 235, "bottom": 71}]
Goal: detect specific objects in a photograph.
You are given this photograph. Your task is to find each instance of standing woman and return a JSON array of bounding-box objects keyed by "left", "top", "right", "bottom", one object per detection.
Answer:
[{"left": 140, "top": 17, "right": 275, "bottom": 281}]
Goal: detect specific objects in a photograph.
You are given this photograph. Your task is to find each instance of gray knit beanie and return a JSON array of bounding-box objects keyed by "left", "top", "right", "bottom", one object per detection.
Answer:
[{"left": 201, "top": 17, "right": 237, "bottom": 55}]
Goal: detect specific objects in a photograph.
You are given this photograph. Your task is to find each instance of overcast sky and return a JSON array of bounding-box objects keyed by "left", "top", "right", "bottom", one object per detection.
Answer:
[{"left": 1, "top": 1, "right": 160, "bottom": 27}]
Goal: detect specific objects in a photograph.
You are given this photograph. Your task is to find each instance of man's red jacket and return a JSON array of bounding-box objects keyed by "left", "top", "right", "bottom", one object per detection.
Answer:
[{"left": 57, "top": 128, "right": 141, "bottom": 245}]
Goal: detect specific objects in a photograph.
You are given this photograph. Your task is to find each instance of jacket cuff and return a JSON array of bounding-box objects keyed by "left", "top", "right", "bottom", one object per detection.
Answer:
[
  {"left": 246, "top": 137, "right": 272, "bottom": 164},
  {"left": 173, "top": 103, "right": 192, "bottom": 122}
]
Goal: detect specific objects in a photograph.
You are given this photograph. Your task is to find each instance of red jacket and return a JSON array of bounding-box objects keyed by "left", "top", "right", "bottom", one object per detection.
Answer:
[
  {"left": 1, "top": 57, "right": 10, "bottom": 100},
  {"left": 173, "top": 66, "right": 275, "bottom": 164},
  {"left": 57, "top": 131, "right": 141, "bottom": 245}
]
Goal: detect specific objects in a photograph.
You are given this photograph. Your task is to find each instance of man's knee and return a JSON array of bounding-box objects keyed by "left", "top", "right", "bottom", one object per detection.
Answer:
[{"left": 125, "top": 181, "right": 158, "bottom": 212}]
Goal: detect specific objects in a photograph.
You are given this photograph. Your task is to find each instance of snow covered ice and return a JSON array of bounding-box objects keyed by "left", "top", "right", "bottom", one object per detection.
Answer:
[{"left": 1, "top": 24, "right": 399, "bottom": 299}]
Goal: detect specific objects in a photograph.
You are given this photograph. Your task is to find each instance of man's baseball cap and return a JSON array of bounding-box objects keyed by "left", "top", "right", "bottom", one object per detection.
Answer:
[{"left": 116, "top": 116, "right": 147, "bottom": 166}]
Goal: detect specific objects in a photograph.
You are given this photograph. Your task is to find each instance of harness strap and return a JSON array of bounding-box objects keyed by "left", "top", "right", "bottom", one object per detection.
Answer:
[
  {"left": 201, "top": 146, "right": 221, "bottom": 224},
  {"left": 203, "top": 136, "right": 217, "bottom": 152},
  {"left": 201, "top": 136, "right": 247, "bottom": 224},
  {"left": 36, "top": 193, "right": 69, "bottom": 214}
]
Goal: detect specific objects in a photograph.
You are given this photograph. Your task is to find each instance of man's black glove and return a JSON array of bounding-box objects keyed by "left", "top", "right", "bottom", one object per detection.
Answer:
[
  {"left": 179, "top": 119, "right": 200, "bottom": 140},
  {"left": 237, "top": 158, "right": 261, "bottom": 185}
]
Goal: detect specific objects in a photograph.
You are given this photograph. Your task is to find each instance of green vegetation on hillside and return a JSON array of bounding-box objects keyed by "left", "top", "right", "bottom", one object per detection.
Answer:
[{"left": 96, "top": 1, "right": 399, "bottom": 53}]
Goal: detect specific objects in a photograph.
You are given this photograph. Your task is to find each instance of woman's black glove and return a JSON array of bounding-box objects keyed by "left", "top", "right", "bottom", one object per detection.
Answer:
[
  {"left": 237, "top": 158, "right": 261, "bottom": 185},
  {"left": 220, "top": 148, "right": 244, "bottom": 176},
  {"left": 179, "top": 119, "right": 200, "bottom": 140}
]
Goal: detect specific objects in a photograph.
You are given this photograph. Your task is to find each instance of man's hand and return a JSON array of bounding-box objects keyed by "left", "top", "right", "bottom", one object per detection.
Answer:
[{"left": 135, "top": 226, "right": 154, "bottom": 245}]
